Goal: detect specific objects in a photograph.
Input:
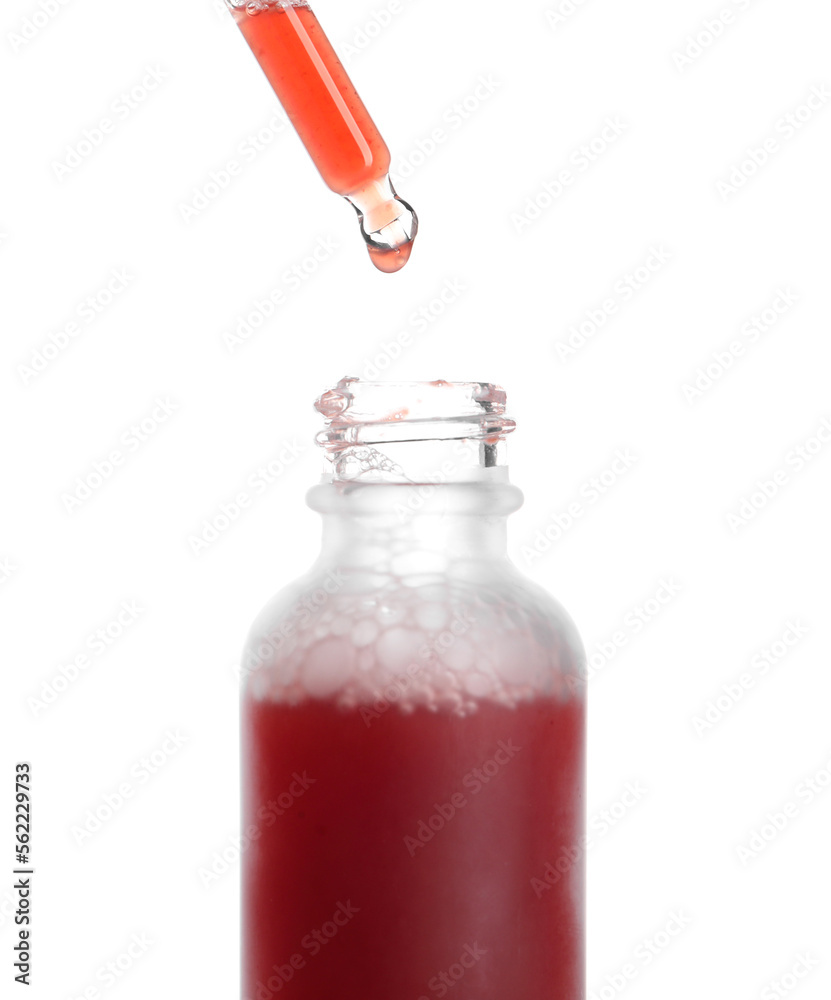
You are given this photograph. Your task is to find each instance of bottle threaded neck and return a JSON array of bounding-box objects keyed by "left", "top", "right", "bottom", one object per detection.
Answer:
[{"left": 313, "top": 378, "right": 516, "bottom": 485}]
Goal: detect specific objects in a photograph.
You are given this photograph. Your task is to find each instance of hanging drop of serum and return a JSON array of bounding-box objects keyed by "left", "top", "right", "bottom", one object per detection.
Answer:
[{"left": 226, "top": 0, "right": 418, "bottom": 273}]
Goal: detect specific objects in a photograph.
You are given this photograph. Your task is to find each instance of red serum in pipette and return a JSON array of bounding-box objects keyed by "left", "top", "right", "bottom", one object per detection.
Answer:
[{"left": 227, "top": 0, "right": 417, "bottom": 273}]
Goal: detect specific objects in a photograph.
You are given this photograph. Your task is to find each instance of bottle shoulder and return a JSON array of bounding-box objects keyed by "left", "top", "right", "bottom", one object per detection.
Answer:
[{"left": 243, "top": 559, "right": 585, "bottom": 711}]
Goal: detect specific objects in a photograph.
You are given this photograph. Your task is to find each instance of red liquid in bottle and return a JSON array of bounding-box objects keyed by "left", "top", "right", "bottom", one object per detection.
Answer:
[
  {"left": 242, "top": 692, "right": 585, "bottom": 1000},
  {"left": 229, "top": 0, "right": 417, "bottom": 271}
]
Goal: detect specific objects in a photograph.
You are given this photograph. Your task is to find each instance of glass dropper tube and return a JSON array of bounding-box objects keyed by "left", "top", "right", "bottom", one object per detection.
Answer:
[{"left": 226, "top": 0, "right": 418, "bottom": 273}]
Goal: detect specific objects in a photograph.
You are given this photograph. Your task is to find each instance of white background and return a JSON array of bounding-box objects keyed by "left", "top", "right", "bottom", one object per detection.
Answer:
[{"left": 2, "top": 0, "right": 831, "bottom": 997}]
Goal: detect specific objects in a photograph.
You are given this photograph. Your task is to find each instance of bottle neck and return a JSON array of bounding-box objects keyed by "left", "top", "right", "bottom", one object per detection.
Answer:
[
  {"left": 307, "top": 480, "right": 522, "bottom": 564},
  {"left": 309, "top": 379, "right": 520, "bottom": 565}
]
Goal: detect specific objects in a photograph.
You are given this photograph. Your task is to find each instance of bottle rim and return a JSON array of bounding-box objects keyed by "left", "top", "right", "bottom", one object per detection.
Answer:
[{"left": 314, "top": 377, "right": 516, "bottom": 454}]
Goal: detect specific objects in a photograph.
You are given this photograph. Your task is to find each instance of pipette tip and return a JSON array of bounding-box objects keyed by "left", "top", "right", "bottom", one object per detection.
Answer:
[{"left": 347, "top": 177, "right": 418, "bottom": 274}]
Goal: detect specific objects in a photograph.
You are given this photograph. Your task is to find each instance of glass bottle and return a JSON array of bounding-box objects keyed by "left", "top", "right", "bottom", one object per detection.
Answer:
[{"left": 241, "top": 379, "right": 586, "bottom": 1000}]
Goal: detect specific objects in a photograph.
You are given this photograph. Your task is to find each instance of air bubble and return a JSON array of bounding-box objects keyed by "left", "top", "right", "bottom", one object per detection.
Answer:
[
  {"left": 302, "top": 638, "right": 353, "bottom": 698},
  {"left": 331, "top": 616, "right": 351, "bottom": 636},
  {"left": 415, "top": 603, "right": 450, "bottom": 631},
  {"left": 443, "top": 638, "right": 475, "bottom": 672},
  {"left": 377, "top": 605, "right": 406, "bottom": 627},
  {"left": 352, "top": 619, "right": 379, "bottom": 648},
  {"left": 376, "top": 627, "right": 423, "bottom": 674}
]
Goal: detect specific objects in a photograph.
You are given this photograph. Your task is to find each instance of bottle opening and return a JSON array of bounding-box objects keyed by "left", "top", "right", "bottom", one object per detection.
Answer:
[{"left": 313, "top": 378, "right": 516, "bottom": 484}]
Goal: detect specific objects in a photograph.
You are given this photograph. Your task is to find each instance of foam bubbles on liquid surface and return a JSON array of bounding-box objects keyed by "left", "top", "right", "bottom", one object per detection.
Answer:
[{"left": 245, "top": 557, "right": 583, "bottom": 715}]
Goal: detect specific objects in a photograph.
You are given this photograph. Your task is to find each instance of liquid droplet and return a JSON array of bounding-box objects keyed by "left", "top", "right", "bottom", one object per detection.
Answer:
[
  {"left": 315, "top": 389, "right": 350, "bottom": 418},
  {"left": 367, "top": 240, "right": 414, "bottom": 274}
]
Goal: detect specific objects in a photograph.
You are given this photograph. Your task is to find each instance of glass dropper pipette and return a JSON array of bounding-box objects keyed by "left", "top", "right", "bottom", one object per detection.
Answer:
[{"left": 226, "top": 0, "right": 418, "bottom": 273}]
